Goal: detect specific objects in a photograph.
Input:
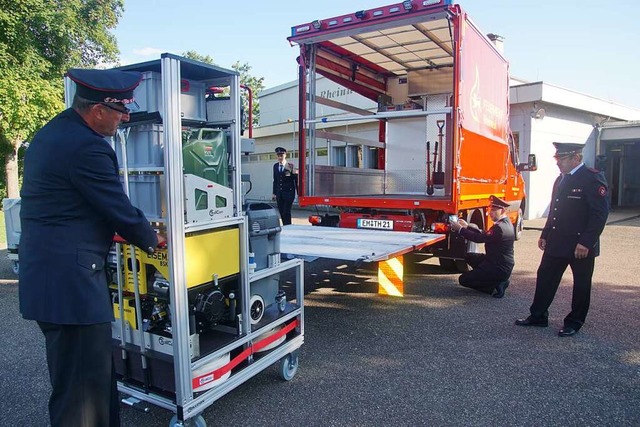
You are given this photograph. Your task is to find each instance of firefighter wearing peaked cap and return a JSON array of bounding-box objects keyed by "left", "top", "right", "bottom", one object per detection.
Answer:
[
  {"left": 449, "top": 195, "right": 515, "bottom": 298},
  {"left": 19, "top": 68, "right": 165, "bottom": 427},
  {"left": 272, "top": 146, "right": 298, "bottom": 225},
  {"left": 516, "top": 142, "right": 609, "bottom": 337}
]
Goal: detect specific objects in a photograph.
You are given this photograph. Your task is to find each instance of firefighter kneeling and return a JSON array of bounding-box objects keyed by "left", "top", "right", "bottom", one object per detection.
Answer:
[{"left": 449, "top": 196, "right": 515, "bottom": 298}]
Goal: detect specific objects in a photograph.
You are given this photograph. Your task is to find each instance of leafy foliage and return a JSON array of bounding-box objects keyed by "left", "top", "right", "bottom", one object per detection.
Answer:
[
  {"left": 0, "top": 0, "right": 124, "bottom": 76},
  {"left": 232, "top": 61, "right": 264, "bottom": 130},
  {"left": 0, "top": 0, "right": 124, "bottom": 198}
]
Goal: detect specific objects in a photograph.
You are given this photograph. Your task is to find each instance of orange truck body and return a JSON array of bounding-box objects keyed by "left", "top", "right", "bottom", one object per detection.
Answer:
[{"left": 288, "top": 1, "right": 534, "bottom": 264}]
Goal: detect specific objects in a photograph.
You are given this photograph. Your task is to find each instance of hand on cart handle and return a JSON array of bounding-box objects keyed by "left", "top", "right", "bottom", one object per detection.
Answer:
[
  {"left": 112, "top": 233, "right": 167, "bottom": 249},
  {"left": 156, "top": 234, "right": 167, "bottom": 248}
]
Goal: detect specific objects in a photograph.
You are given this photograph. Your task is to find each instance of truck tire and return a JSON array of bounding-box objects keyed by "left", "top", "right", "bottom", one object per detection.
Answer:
[
  {"left": 454, "top": 260, "right": 469, "bottom": 272},
  {"left": 439, "top": 258, "right": 468, "bottom": 272},
  {"left": 439, "top": 258, "right": 456, "bottom": 271},
  {"left": 514, "top": 208, "right": 523, "bottom": 241}
]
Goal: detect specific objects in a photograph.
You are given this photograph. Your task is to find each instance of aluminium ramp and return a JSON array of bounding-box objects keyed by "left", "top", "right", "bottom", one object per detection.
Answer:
[
  {"left": 280, "top": 225, "right": 446, "bottom": 296},
  {"left": 280, "top": 225, "right": 445, "bottom": 263}
]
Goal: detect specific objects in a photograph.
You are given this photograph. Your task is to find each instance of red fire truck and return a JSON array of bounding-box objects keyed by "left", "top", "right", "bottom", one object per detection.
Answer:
[{"left": 287, "top": 0, "right": 536, "bottom": 271}]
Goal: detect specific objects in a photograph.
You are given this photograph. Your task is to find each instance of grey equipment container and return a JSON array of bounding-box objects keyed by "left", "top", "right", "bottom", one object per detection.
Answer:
[
  {"left": 2, "top": 198, "right": 21, "bottom": 274},
  {"left": 246, "top": 202, "right": 283, "bottom": 325},
  {"left": 115, "top": 124, "right": 164, "bottom": 169},
  {"left": 119, "top": 173, "right": 166, "bottom": 221},
  {"left": 246, "top": 202, "right": 281, "bottom": 271},
  {"left": 135, "top": 71, "right": 207, "bottom": 122}
]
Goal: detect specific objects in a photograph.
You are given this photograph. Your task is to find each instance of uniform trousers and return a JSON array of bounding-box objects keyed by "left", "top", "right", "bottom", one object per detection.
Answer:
[
  {"left": 530, "top": 254, "right": 595, "bottom": 329},
  {"left": 276, "top": 190, "right": 295, "bottom": 225},
  {"left": 37, "top": 321, "right": 119, "bottom": 427},
  {"left": 459, "top": 253, "right": 510, "bottom": 294}
]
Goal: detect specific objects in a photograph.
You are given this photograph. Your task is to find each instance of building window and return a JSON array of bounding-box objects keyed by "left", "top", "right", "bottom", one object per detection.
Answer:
[
  {"left": 347, "top": 145, "right": 361, "bottom": 167},
  {"left": 333, "top": 146, "right": 346, "bottom": 166},
  {"left": 365, "top": 147, "right": 379, "bottom": 169}
]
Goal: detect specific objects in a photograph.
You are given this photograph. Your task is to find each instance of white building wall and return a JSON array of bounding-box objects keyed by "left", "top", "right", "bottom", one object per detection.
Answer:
[
  {"left": 526, "top": 106, "right": 599, "bottom": 219},
  {"left": 259, "top": 82, "right": 299, "bottom": 127},
  {"left": 259, "top": 77, "right": 376, "bottom": 127}
]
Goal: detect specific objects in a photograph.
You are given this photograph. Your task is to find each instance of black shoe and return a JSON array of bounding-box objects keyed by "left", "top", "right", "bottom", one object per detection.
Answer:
[
  {"left": 558, "top": 327, "right": 578, "bottom": 337},
  {"left": 492, "top": 280, "right": 509, "bottom": 298},
  {"left": 515, "top": 316, "right": 548, "bottom": 327}
]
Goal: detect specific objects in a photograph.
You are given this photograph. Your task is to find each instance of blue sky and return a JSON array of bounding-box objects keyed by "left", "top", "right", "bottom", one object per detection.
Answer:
[{"left": 113, "top": 0, "right": 640, "bottom": 109}]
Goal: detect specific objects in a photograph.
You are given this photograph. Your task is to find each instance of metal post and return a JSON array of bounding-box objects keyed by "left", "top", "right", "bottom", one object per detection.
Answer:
[
  {"left": 230, "top": 74, "right": 242, "bottom": 216},
  {"left": 161, "top": 55, "right": 192, "bottom": 407},
  {"left": 308, "top": 44, "right": 317, "bottom": 195},
  {"left": 117, "top": 128, "right": 150, "bottom": 385}
]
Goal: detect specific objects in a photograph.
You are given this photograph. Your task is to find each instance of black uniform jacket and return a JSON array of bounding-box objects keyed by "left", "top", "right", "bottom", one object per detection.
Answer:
[
  {"left": 460, "top": 216, "right": 515, "bottom": 274},
  {"left": 272, "top": 162, "right": 298, "bottom": 195},
  {"left": 541, "top": 164, "right": 608, "bottom": 258},
  {"left": 19, "top": 109, "right": 158, "bottom": 325}
]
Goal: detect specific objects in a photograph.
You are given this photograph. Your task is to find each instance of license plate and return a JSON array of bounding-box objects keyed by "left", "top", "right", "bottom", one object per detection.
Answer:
[{"left": 357, "top": 218, "right": 393, "bottom": 230}]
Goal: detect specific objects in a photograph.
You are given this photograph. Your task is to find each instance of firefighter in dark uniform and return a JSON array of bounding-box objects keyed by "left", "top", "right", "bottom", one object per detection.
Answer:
[
  {"left": 272, "top": 146, "right": 298, "bottom": 225},
  {"left": 19, "top": 69, "right": 164, "bottom": 427},
  {"left": 449, "top": 195, "right": 515, "bottom": 298},
  {"left": 516, "top": 142, "right": 609, "bottom": 337}
]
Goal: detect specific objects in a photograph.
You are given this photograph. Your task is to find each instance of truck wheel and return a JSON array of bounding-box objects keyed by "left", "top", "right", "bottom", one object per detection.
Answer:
[
  {"left": 438, "top": 258, "right": 456, "bottom": 271},
  {"left": 514, "top": 208, "right": 523, "bottom": 241},
  {"left": 278, "top": 352, "right": 299, "bottom": 381},
  {"left": 455, "top": 260, "right": 469, "bottom": 272}
]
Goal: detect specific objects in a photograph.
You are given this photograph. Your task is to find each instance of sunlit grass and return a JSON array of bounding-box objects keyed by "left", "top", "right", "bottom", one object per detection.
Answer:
[{"left": 0, "top": 211, "right": 6, "bottom": 246}]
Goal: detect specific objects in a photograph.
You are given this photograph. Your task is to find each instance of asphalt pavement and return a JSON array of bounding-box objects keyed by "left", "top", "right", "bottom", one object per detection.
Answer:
[{"left": 1, "top": 210, "right": 639, "bottom": 426}]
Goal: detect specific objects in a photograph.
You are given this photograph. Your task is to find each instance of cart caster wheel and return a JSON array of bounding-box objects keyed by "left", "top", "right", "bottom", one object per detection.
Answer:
[
  {"left": 278, "top": 352, "right": 299, "bottom": 381},
  {"left": 169, "top": 414, "right": 206, "bottom": 427},
  {"left": 276, "top": 290, "right": 287, "bottom": 313},
  {"left": 12, "top": 261, "right": 19, "bottom": 275}
]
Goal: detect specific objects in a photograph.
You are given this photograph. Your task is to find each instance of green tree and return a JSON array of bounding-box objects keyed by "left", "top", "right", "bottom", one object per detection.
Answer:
[
  {"left": 232, "top": 61, "right": 264, "bottom": 131},
  {"left": 0, "top": 0, "right": 124, "bottom": 198},
  {"left": 181, "top": 51, "right": 264, "bottom": 131}
]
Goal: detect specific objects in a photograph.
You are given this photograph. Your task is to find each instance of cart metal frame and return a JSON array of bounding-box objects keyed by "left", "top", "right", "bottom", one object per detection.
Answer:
[{"left": 63, "top": 54, "right": 305, "bottom": 426}]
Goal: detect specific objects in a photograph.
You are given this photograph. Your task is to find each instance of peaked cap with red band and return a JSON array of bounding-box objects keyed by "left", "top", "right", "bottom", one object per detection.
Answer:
[{"left": 66, "top": 68, "right": 142, "bottom": 109}]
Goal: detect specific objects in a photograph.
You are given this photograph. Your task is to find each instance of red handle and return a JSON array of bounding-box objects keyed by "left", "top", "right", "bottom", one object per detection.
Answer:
[{"left": 112, "top": 235, "right": 127, "bottom": 244}]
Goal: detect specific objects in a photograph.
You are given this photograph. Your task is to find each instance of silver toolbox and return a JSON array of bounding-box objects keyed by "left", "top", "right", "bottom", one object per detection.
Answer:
[
  {"left": 120, "top": 173, "right": 166, "bottom": 221},
  {"left": 206, "top": 97, "right": 235, "bottom": 122},
  {"left": 115, "top": 124, "right": 164, "bottom": 168},
  {"left": 135, "top": 71, "right": 207, "bottom": 122}
]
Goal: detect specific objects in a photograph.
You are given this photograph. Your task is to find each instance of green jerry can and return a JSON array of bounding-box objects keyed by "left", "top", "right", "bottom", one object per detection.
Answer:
[{"left": 182, "top": 128, "right": 229, "bottom": 187}]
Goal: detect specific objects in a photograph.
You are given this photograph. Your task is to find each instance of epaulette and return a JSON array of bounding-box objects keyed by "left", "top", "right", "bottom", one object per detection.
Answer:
[{"left": 587, "top": 167, "right": 600, "bottom": 173}]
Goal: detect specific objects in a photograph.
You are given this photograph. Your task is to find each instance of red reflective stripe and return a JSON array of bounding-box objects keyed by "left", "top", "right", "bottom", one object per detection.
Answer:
[
  {"left": 191, "top": 319, "right": 299, "bottom": 389},
  {"left": 253, "top": 319, "right": 297, "bottom": 352}
]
